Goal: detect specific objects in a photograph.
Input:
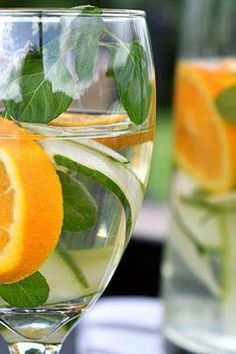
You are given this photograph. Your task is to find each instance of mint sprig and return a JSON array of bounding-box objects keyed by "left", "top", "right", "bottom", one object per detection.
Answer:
[
  {"left": 0, "top": 272, "right": 49, "bottom": 308},
  {"left": 3, "top": 7, "right": 151, "bottom": 126}
]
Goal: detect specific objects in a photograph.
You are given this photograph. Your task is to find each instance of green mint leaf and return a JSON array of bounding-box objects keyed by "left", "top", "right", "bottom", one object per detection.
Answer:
[
  {"left": 215, "top": 86, "right": 236, "bottom": 124},
  {"left": 4, "top": 51, "right": 72, "bottom": 123},
  {"left": 0, "top": 272, "right": 49, "bottom": 308},
  {"left": 112, "top": 41, "right": 151, "bottom": 125},
  {"left": 58, "top": 170, "right": 97, "bottom": 232},
  {"left": 55, "top": 154, "right": 132, "bottom": 237}
]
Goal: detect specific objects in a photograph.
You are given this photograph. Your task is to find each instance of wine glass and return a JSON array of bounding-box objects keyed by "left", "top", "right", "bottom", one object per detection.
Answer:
[{"left": 0, "top": 7, "right": 156, "bottom": 354}]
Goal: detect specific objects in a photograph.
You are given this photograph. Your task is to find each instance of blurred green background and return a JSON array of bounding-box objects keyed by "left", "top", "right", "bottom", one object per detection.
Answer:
[{"left": 0, "top": 0, "right": 179, "bottom": 202}]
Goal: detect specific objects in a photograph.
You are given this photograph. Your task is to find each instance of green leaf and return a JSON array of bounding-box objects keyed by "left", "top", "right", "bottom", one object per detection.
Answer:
[
  {"left": 0, "top": 272, "right": 49, "bottom": 308},
  {"left": 4, "top": 51, "right": 73, "bottom": 123},
  {"left": 112, "top": 41, "right": 151, "bottom": 125},
  {"left": 215, "top": 85, "right": 236, "bottom": 123},
  {"left": 58, "top": 170, "right": 97, "bottom": 232}
]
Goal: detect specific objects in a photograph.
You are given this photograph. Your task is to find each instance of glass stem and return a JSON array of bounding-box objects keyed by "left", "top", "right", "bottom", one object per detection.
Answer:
[{"left": 9, "top": 342, "right": 61, "bottom": 354}]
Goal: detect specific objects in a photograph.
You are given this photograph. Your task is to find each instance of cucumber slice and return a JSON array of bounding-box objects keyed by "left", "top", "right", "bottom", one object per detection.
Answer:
[
  {"left": 170, "top": 219, "right": 220, "bottom": 296},
  {"left": 172, "top": 172, "right": 221, "bottom": 251},
  {"left": 23, "top": 123, "right": 129, "bottom": 164},
  {"left": 40, "top": 246, "right": 120, "bottom": 304},
  {"left": 63, "top": 245, "right": 117, "bottom": 293},
  {"left": 170, "top": 172, "right": 221, "bottom": 295},
  {"left": 72, "top": 138, "right": 129, "bottom": 164},
  {"left": 40, "top": 251, "right": 88, "bottom": 304},
  {"left": 40, "top": 139, "right": 143, "bottom": 238}
]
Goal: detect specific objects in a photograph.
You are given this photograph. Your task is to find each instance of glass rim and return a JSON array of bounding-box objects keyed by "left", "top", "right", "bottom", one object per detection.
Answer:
[{"left": 0, "top": 8, "right": 146, "bottom": 18}]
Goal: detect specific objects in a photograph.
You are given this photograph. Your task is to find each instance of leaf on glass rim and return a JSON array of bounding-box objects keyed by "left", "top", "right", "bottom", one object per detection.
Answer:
[
  {"left": 4, "top": 51, "right": 73, "bottom": 123},
  {"left": 111, "top": 41, "right": 151, "bottom": 125},
  {"left": 43, "top": 39, "right": 76, "bottom": 98},
  {"left": 60, "top": 5, "right": 104, "bottom": 92},
  {"left": 75, "top": 13, "right": 104, "bottom": 90},
  {"left": 58, "top": 170, "right": 97, "bottom": 233},
  {"left": 0, "top": 272, "right": 49, "bottom": 308},
  {"left": 75, "top": 32, "right": 101, "bottom": 91},
  {"left": 215, "top": 85, "right": 236, "bottom": 123},
  {"left": 0, "top": 61, "right": 22, "bottom": 102},
  {"left": 73, "top": 5, "right": 102, "bottom": 14}
]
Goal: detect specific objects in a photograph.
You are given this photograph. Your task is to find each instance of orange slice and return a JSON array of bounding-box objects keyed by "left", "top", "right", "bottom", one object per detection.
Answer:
[
  {"left": 50, "top": 113, "right": 127, "bottom": 127},
  {"left": 175, "top": 61, "right": 236, "bottom": 193},
  {"left": 51, "top": 111, "right": 155, "bottom": 150},
  {"left": 0, "top": 118, "right": 63, "bottom": 284}
]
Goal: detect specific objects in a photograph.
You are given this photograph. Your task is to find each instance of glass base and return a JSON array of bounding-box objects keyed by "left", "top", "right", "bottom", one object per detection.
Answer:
[
  {"left": 9, "top": 342, "right": 61, "bottom": 354},
  {"left": 164, "top": 327, "right": 236, "bottom": 354},
  {"left": 164, "top": 336, "right": 197, "bottom": 354}
]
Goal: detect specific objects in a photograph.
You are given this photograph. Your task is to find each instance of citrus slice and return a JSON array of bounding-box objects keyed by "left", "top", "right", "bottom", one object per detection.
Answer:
[
  {"left": 0, "top": 118, "right": 63, "bottom": 284},
  {"left": 175, "top": 61, "right": 236, "bottom": 193},
  {"left": 50, "top": 113, "right": 127, "bottom": 127},
  {"left": 50, "top": 113, "right": 154, "bottom": 150}
]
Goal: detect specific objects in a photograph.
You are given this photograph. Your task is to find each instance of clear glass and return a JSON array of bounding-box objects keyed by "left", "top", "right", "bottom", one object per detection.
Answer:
[
  {"left": 0, "top": 8, "right": 156, "bottom": 354},
  {"left": 162, "top": 0, "right": 236, "bottom": 353}
]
